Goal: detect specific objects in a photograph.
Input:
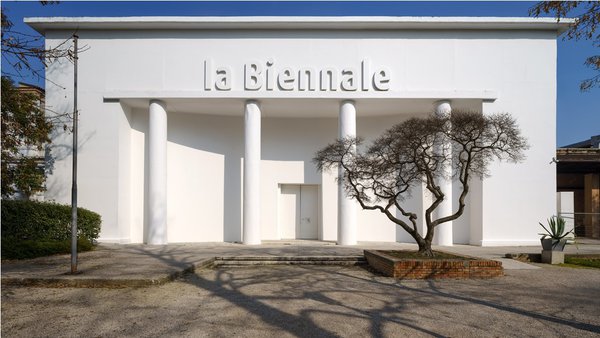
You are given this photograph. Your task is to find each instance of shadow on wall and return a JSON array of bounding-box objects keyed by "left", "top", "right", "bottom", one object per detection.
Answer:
[
  {"left": 131, "top": 110, "right": 342, "bottom": 243},
  {"left": 127, "top": 107, "right": 479, "bottom": 244},
  {"left": 131, "top": 110, "right": 244, "bottom": 243},
  {"left": 262, "top": 117, "right": 338, "bottom": 184},
  {"left": 44, "top": 57, "right": 77, "bottom": 202},
  {"left": 44, "top": 123, "right": 96, "bottom": 202}
]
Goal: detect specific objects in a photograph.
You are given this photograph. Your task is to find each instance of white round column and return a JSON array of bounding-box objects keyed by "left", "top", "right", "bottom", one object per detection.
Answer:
[
  {"left": 434, "top": 100, "right": 453, "bottom": 246},
  {"left": 148, "top": 100, "right": 168, "bottom": 244},
  {"left": 243, "top": 100, "right": 261, "bottom": 245},
  {"left": 338, "top": 100, "right": 357, "bottom": 245}
]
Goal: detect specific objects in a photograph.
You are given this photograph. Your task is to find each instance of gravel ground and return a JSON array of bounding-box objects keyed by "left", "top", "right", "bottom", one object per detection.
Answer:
[{"left": 2, "top": 265, "right": 600, "bottom": 337}]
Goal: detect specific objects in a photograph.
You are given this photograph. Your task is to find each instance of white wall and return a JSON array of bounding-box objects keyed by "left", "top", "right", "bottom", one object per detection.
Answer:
[
  {"left": 45, "top": 32, "right": 130, "bottom": 242},
  {"left": 43, "top": 27, "right": 558, "bottom": 245}
]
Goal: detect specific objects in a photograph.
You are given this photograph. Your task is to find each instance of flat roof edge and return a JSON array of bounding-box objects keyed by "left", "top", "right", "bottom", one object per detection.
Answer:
[
  {"left": 102, "top": 89, "right": 498, "bottom": 101},
  {"left": 25, "top": 16, "right": 575, "bottom": 35}
]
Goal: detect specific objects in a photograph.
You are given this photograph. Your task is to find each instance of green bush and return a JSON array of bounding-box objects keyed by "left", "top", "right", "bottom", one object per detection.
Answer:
[
  {"left": 1, "top": 238, "right": 94, "bottom": 260},
  {"left": 1, "top": 200, "right": 101, "bottom": 241}
]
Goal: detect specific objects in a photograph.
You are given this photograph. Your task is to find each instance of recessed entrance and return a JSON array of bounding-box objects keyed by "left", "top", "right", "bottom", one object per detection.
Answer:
[{"left": 278, "top": 184, "right": 319, "bottom": 240}]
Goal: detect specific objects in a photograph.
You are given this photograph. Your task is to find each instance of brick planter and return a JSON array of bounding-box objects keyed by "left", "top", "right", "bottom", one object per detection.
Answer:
[{"left": 364, "top": 250, "right": 503, "bottom": 279}]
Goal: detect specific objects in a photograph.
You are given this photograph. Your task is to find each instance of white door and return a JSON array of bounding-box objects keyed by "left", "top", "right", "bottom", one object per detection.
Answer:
[
  {"left": 279, "top": 185, "right": 319, "bottom": 239},
  {"left": 279, "top": 185, "right": 300, "bottom": 239},
  {"left": 298, "top": 185, "right": 318, "bottom": 239}
]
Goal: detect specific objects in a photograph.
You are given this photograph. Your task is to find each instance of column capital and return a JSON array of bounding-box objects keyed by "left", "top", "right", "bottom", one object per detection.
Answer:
[
  {"left": 149, "top": 99, "right": 167, "bottom": 107},
  {"left": 434, "top": 100, "right": 452, "bottom": 115}
]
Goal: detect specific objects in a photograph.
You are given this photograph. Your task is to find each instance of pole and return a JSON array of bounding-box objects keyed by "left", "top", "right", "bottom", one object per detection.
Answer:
[{"left": 71, "top": 34, "right": 79, "bottom": 274}]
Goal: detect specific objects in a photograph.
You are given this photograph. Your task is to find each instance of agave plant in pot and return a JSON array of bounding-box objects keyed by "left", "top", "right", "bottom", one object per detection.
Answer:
[{"left": 539, "top": 216, "right": 573, "bottom": 251}]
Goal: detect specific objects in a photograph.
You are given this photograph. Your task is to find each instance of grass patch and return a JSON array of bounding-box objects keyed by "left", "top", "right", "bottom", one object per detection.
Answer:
[
  {"left": 563, "top": 256, "right": 600, "bottom": 269},
  {"left": 1, "top": 238, "right": 95, "bottom": 260},
  {"left": 379, "top": 250, "right": 472, "bottom": 260}
]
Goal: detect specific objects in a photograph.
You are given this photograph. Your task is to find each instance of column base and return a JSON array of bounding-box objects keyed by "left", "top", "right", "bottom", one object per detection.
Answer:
[{"left": 337, "top": 239, "right": 357, "bottom": 246}]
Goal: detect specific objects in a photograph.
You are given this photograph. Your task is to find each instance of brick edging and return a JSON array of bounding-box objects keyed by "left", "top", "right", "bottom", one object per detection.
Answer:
[{"left": 364, "top": 250, "right": 503, "bottom": 279}]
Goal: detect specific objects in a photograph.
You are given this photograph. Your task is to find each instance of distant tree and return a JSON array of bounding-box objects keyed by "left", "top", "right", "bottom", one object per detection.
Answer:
[
  {"left": 314, "top": 111, "right": 528, "bottom": 256},
  {"left": 1, "top": 1, "right": 67, "bottom": 81},
  {"left": 1, "top": 2, "right": 79, "bottom": 198},
  {"left": 530, "top": 1, "right": 600, "bottom": 91},
  {"left": 1, "top": 77, "right": 52, "bottom": 198}
]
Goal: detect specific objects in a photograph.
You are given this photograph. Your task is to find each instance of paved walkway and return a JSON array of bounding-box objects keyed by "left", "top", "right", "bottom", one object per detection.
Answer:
[{"left": 2, "top": 239, "right": 600, "bottom": 287}]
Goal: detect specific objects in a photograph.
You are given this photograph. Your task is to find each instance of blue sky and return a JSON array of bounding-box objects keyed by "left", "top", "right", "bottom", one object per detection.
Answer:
[{"left": 2, "top": 1, "right": 598, "bottom": 146}]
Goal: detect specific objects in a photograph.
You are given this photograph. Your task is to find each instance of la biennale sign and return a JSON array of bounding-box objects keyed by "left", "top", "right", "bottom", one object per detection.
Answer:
[{"left": 204, "top": 59, "right": 391, "bottom": 91}]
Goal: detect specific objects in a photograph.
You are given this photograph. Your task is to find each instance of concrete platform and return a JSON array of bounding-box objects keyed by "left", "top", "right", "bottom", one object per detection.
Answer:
[{"left": 2, "top": 239, "right": 600, "bottom": 288}]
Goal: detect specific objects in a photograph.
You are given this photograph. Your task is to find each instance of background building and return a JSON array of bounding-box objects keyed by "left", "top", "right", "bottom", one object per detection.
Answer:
[
  {"left": 5, "top": 82, "right": 47, "bottom": 201},
  {"left": 557, "top": 135, "right": 600, "bottom": 238}
]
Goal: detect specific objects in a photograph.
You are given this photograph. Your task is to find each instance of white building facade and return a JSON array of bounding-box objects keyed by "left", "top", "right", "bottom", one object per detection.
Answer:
[{"left": 27, "top": 17, "right": 570, "bottom": 246}]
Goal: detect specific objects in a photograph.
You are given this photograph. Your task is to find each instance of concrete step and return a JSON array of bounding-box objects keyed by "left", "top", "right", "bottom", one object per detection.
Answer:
[{"left": 213, "top": 255, "right": 366, "bottom": 267}]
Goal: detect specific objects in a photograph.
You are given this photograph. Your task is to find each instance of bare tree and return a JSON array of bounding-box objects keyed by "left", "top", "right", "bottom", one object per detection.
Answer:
[
  {"left": 1, "top": 2, "right": 72, "bottom": 82},
  {"left": 314, "top": 111, "right": 528, "bottom": 256},
  {"left": 1, "top": 2, "right": 84, "bottom": 198},
  {"left": 530, "top": 1, "right": 600, "bottom": 91}
]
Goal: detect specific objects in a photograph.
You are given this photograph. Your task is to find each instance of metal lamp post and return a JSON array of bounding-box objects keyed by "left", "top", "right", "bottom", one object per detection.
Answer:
[{"left": 71, "top": 34, "right": 79, "bottom": 274}]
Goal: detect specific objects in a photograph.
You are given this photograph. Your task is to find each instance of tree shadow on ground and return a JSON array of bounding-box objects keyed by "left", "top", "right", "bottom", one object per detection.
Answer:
[
  {"left": 122, "top": 246, "right": 600, "bottom": 337},
  {"left": 127, "top": 246, "right": 448, "bottom": 337},
  {"left": 332, "top": 265, "right": 600, "bottom": 335}
]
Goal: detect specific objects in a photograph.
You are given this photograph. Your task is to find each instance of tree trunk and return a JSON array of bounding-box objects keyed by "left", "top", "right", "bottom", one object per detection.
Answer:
[{"left": 416, "top": 239, "right": 434, "bottom": 257}]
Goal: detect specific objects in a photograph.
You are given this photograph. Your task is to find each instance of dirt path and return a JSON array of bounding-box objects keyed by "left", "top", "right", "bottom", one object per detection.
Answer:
[{"left": 2, "top": 265, "right": 600, "bottom": 337}]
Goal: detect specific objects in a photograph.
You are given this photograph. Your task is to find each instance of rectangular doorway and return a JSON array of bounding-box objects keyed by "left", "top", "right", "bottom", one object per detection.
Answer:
[{"left": 279, "top": 184, "right": 319, "bottom": 240}]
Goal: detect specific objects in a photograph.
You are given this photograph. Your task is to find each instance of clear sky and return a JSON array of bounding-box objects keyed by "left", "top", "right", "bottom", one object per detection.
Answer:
[{"left": 2, "top": 1, "right": 598, "bottom": 146}]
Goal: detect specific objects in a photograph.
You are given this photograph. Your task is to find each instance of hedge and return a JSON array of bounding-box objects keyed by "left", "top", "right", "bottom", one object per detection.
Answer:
[
  {"left": 1, "top": 238, "right": 95, "bottom": 260},
  {"left": 1, "top": 200, "right": 101, "bottom": 242}
]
